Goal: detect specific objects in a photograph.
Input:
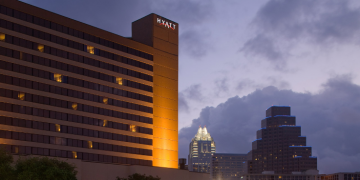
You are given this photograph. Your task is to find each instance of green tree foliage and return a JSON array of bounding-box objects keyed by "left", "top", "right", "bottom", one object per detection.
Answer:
[
  {"left": 117, "top": 173, "right": 161, "bottom": 180},
  {"left": 0, "top": 148, "right": 15, "bottom": 180},
  {"left": 15, "top": 156, "right": 78, "bottom": 180},
  {"left": 0, "top": 148, "right": 77, "bottom": 180}
]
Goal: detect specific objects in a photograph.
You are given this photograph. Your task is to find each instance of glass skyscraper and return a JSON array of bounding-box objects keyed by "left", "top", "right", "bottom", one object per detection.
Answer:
[{"left": 188, "top": 126, "right": 216, "bottom": 173}]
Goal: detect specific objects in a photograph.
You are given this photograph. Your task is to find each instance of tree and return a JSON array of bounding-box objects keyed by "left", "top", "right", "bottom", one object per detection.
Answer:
[
  {"left": 15, "top": 156, "right": 78, "bottom": 180},
  {"left": 0, "top": 148, "right": 15, "bottom": 180},
  {"left": 117, "top": 173, "right": 161, "bottom": 180},
  {"left": 0, "top": 147, "right": 77, "bottom": 180}
]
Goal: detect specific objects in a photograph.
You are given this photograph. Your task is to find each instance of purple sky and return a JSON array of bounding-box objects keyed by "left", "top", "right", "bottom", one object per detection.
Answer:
[{"left": 21, "top": 0, "right": 360, "bottom": 174}]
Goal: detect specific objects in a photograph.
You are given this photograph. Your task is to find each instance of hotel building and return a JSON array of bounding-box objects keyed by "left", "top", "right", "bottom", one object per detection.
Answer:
[{"left": 0, "top": 0, "right": 179, "bottom": 171}]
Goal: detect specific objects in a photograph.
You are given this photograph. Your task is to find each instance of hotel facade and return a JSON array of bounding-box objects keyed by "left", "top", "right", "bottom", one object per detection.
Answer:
[{"left": 0, "top": 0, "right": 179, "bottom": 173}]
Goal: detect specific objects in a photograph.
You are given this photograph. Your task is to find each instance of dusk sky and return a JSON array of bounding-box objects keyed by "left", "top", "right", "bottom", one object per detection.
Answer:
[{"left": 21, "top": 0, "right": 360, "bottom": 174}]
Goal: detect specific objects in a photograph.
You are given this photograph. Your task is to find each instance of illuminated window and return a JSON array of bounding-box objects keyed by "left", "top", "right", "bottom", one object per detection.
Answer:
[
  {"left": 72, "top": 103, "right": 78, "bottom": 110},
  {"left": 102, "top": 120, "right": 108, "bottom": 127},
  {"left": 88, "top": 141, "right": 93, "bottom": 149},
  {"left": 14, "top": 146, "right": 19, "bottom": 154},
  {"left": 279, "top": 176, "right": 282, "bottom": 179},
  {"left": 130, "top": 125, "right": 136, "bottom": 132},
  {"left": 0, "top": 33, "right": 5, "bottom": 41},
  {"left": 87, "top": 45, "right": 95, "bottom": 54},
  {"left": 116, "top": 77, "right": 123, "bottom": 85},
  {"left": 54, "top": 74, "right": 63, "bottom": 82},
  {"left": 103, "top": 97, "right": 108, "bottom": 104},
  {"left": 72, "top": 151, "right": 77, "bottom": 159},
  {"left": 18, "top": 92, "right": 25, "bottom": 100},
  {"left": 55, "top": 124, "right": 61, "bottom": 132},
  {"left": 38, "top": 44, "right": 44, "bottom": 52}
]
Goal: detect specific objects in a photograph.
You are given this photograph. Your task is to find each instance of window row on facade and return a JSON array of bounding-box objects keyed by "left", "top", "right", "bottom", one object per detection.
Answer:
[
  {"left": 0, "top": 88, "right": 152, "bottom": 134},
  {"left": 0, "top": 18, "right": 153, "bottom": 72},
  {"left": 0, "top": 27, "right": 153, "bottom": 82},
  {"left": 0, "top": 34, "right": 153, "bottom": 91},
  {"left": 0, "top": 87, "right": 152, "bottom": 125},
  {"left": 0, "top": 57, "right": 153, "bottom": 103},
  {"left": 0, "top": 75, "right": 152, "bottom": 115},
  {"left": 0, "top": 144, "right": 152, "bottom": 166},
  {"left": 0, "top": 102, "right": 152, "bottom": 145},
  {"left": 0, "top": 125, "right": 152, "bottom": 156},
  {"left": 0, "top": 5, "right": 153, "bottom": 61}
]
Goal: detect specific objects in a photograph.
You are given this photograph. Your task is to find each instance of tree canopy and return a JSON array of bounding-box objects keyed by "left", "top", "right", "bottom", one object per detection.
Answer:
[
  {"left": 0, "top": 148, "right": 77, "bottom": 180},
  {"left": 117, "top": 173, "right": 161, "bottom": 180}
]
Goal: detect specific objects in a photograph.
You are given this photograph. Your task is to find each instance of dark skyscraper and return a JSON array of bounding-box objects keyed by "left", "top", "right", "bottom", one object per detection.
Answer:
[{"left": 247, "top": 106, "right": 317, "bottom": 174}]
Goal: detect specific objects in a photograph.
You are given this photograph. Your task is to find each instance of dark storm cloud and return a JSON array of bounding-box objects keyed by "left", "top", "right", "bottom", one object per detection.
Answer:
[
  {"left": 183, "top": 84, "right": 205, "bottom": 102},
  {"left": 180, "top": 30, "right": 212, "bottom": 58},
  {"left": 21, "top": 0, "right": 151, "bottom": 36},
  {"left": 179, "top": 75, "right": 360, "bottom": 174},
  {"left": 242, "top": 0, "right": 360, "bottom": 67},
  {"left": 22, "top": 0, "right": 215, "bottom": 58},
  {"left": 178, "top": 84, "right": 205, "bottom": 112},
  {"left": 215, "top": 78, "right": 230, "bottom": 96},
  {"left": 178, "top": 92, "right": 190, "bottom": 113},
  {"left": 150, "top": 0, "right": 215, "bottom": 58}
]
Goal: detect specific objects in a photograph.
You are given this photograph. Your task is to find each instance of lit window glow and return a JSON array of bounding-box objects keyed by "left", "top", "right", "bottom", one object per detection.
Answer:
[
  {"left": 38, "top": 44, "right": 44, "bottom": 52},
  {"left": 18, "top": 92, "right": 25, "bottom": 100},
  {"left": 87, "top": 46, "right": 95, "bottom": 54},
  {"left": 54, "top": 74, "right": 62, "bottom": 82},
  {"left": 88, "top": 141, "right": 93, "bottom": 149},
  {"left": 103, "top": 120, "right": 108, "bottom": 127},
  {"left": 55, "top": 124, "right": 61, "bottom": 132},
  {"left": 0, "top": 33, "right": 5, "bottom": 41},
  {"left": 72, "top": 151, "right": 77, "bottom": 159},
  {"left": 116, "top": 77, "right": 123, "bottom": 85},
  {"left": 130, "top": 125, "right": 136, "bottom": 132},
  {"left": 72, "top": 103, "right": 78, "bottom": 110},
  {"left": 103, "top": 97, "right": 108, "bottom": 104}
]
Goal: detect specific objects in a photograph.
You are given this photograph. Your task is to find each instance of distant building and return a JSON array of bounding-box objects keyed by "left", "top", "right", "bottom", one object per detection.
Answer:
[
  {"left": 323, "top": 172, "right": 360, "bottom": 180},
  {"left": 242, "top": 169, "right": 322, "bottom": 180},
  {"left": 247, "top": 106, "right": 317, "bottom": 174},
  {"left": 188, "top": 126, "right": 216, "bottom": 173},
  {"left": 211, "top": 153, "right": 248, "bottom": 180}
]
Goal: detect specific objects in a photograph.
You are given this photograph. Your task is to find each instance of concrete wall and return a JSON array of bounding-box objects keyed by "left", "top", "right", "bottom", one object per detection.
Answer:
[{"left": 74, "top": 157, "right": 209, "bottom": 180}]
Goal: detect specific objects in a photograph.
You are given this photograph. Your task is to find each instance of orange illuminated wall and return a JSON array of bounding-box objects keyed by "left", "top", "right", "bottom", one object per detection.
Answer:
[{"left": 133, "top": 14, "right": 179, "bottom": 168}]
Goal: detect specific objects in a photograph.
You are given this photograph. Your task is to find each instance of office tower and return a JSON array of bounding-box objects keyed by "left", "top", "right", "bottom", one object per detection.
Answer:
[
  {"left": 324, "top": 172, "right": 360, "bottom": 180},
  {"left": 0, "top": 0, "right": 178, "bottom": 169},
  {"left": 211, "top": 153, "right": 248, "bottom": 180},
  {"left": 188, "top": 126, "right": 216, "bottom": 173},
  {"left": 247, "top": 106, "right": 317, "bottom": 174}
]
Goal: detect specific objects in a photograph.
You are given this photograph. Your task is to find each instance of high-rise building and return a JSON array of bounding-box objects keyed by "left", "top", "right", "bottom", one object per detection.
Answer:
[
  {"left": 188, "top": 126, "right": 216, "bottom": 173},
  {"left": 0, "top": 0, "right": 178, "bottom": 169},
  {"left": 324, "top": 172, "right": 360, "bottom": 180},
  {"left": 211, "top": 153, "right": 248, "bottom": 180},
  {"left": 247, "top": 106, "right": 317, "bottom": 174}
]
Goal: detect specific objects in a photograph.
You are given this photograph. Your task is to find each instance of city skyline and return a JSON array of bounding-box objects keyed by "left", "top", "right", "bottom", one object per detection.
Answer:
[{"left": 18, "top": 0, "right": 360, "bottom": 174}]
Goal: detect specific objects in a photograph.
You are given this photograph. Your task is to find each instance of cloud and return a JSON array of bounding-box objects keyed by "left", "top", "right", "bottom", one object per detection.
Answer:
[
  {"left": 179, "top": 75, "right": 360, "bottom": 174},
  {"left": 150, "top": 0, "right": 215, "bottom": 58},
  {"left": 214, "top": 78, "right": 230, "bottom": 96},
  {"left": 180, "top": 30, "right": 212, "bottom": 58},
  {"left": 178, "top": 92, "right": 190, "bottom": 113},
  {"left": 183, "top": 84, "right": 205, "bottom": 102},
  {"left": 22, "top": 0, "right": 215, "bottom": 58},
  {"left": 242, "top": 0, "right": 360, "bottom": 68}
]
